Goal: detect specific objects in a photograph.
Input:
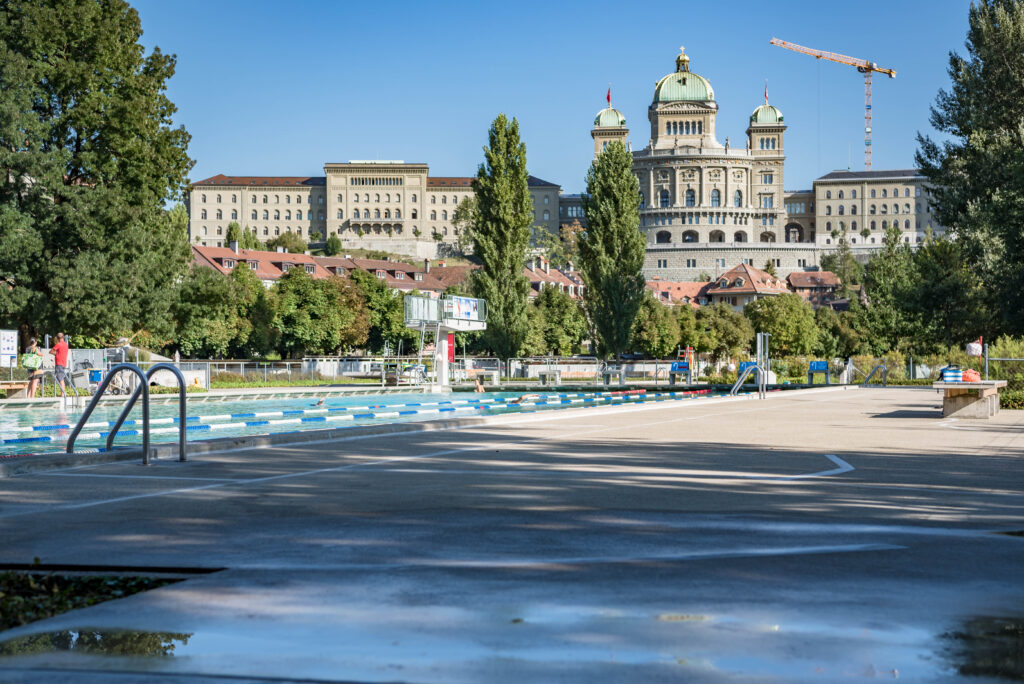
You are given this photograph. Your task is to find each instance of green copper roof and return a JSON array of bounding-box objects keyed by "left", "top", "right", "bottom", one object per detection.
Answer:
[
  {"left": 594, "top": 107, "right": 626, "bottom": 127},
  {"left": 654, "top": 70, "right": 714, "bottom": 102},
  {"left": 750, "top": 103, "right": 784, "bottom": 124}
]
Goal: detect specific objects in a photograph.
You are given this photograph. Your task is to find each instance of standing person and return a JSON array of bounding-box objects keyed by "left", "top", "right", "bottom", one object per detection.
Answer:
[
  {"left": 22, "top": 338, "right": 44, "bottom": 398},
  {"left": 49, "top": 332, "right": 69, "bottom": 393}
]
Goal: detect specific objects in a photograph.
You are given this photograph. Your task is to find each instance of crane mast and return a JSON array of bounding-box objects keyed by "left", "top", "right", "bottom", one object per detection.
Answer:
[{"left": 769, "top": 38, "right": 896, "bottom": 170}]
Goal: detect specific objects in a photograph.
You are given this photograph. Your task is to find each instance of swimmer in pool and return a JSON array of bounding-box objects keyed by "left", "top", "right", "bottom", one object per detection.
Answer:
[
  {"left": 508, "top": 393, "right": 541, "bottom": 405},
  {"left": 312, "top": 398, "right": 325, "bottom": 407},
  {"left": 474, "top": 376, "right": 485, "bottom": 393}
]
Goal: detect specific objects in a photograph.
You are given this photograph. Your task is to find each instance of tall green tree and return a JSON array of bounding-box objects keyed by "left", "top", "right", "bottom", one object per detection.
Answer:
[
  {"left": 172, "top": 266, "right": 249, "bottom": 358},
  {"left": 0, "top": 0, "right": 193, "bottom": 342},
  {"left": 272, "top": 270, "right": 367, "bottom": 357},
  {"left": 630, "top": 296, "right": 680, "bottom": 358},
  {"left": 324, "top": 234, "right": 342, "bottom": 256},
  {"left": 910, "top": 235, "right": 989, "bottom": 349},
  {"left": 743, "top": 293, "right": 819, "bottom": 356},
  {"left": 861, "top": 225, "right": 920, "bottom": 353},
  {"left": 916, "top": 0, "right": 1024, "bottom": 334},
  {"left": 578, "top": 141, "right": 646, "bottom": 359},
  {"left": 821, "top": 233, "right": 863, "bottom": 297},
  {"left": 695, "top": 303, "right": 753, "bottom": 360},
  {"left": 469, "top": 114, "right": 533, "bottom": 359}
]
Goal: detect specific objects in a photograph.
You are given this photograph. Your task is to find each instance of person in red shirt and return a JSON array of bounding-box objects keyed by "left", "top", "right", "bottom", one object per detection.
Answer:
[{"left": 50, "top": 332, "right": 69, "bottom": 392}]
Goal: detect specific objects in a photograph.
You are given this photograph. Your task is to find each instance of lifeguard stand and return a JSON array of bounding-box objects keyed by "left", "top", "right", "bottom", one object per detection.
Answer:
[{"left": 405, "top": 295, "right": 488, "bottom": 389}]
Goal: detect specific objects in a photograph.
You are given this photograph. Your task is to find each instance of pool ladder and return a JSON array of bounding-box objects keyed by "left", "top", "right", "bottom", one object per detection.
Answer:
[{"left": 66, "top": 363, "right": 188, "bottom": 465}]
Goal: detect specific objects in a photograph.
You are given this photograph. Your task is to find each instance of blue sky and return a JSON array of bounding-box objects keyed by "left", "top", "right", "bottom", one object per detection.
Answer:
[{"left": 134, "top": 0, "right": 972, "bottom": 194}]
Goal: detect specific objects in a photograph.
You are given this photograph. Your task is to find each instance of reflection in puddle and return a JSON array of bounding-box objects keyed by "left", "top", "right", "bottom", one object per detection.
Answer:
[
  {"left": 0, "top": 630, "right": 191, "bottom": 658},
  {"left": 943, "top": 617, "right": 1024, "bottom": 680}
]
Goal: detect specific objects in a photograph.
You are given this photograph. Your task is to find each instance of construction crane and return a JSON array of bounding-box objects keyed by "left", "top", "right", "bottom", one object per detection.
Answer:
[{"left": 769, "top": 38, "right": 896, "bottom": 170}]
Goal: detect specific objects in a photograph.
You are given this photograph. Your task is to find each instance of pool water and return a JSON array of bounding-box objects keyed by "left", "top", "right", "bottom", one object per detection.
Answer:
[{"left": 0, "top": 389, "right": 717, "bottom": 458}]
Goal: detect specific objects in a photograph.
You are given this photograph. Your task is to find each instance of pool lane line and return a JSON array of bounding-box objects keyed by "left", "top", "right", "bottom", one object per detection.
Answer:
[
  {"left": 18, "top": 388, "right": 678, "bottom": 433},
  {"left": 0, "top": 390, "right": 709, "bottom": 448}
]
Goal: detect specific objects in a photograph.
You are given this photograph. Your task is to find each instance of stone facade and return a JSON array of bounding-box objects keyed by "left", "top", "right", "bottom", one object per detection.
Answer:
[{"left": 189, "top": 162, "right": 561, "bottom": 257}]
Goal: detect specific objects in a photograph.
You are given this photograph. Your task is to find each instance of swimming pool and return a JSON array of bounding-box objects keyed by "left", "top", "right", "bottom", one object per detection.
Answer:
[{"left": 0, "top": 389, "right": 718, "bottom": 458}]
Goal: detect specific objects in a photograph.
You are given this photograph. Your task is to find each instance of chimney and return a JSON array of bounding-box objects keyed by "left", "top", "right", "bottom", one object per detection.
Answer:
[
  {"left": 424, "top": 258, "right": 431, "bottom": 273},
  {"left": 438, "top": 260, "right": 446, "bottom": 267},
  {"left": 229, "top": 240, "right": 239, "bottom": 254},
  {"left": 567, "top": 260, "right": 574, "bottom": 272},
  {"left": 344, "top": 254, "right": 352, "bottom": 259},
  {"left": 543, "top": 258, "right": 550, "bottom": 274},
  {"left": 276, "top": 246, "right": 286, "bottom": 253}
]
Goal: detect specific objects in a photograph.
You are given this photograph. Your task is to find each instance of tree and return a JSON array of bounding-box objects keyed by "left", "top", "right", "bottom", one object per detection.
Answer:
[
  {"left": 743, "top": 293, "right": 819, "bottom": 356},
  {"left": 916, "top": 0, "right": 1024, "bottom": 334},
  {"left": 240, "top": 227, "right": 262, "bottom": 250},
  {"left": 910, "top": 235, "right": 989, "bottom": 349},
  {"left": 469, "top": 114, "right": 533, "bottom": 359},
  {"left": 762, "top": 260, "right": 778, "bottom": 277},
  {"left": 227, "top": 263, "right": 277, "bottom": 357},
  {"left": 695, "top": 303, "right": 753, "bottom": 360},
  {"left": 821, "top": 233, "right": 863, "bottom": 297},
  {"left": 272, "top": 270, "right": 367, "bottom": 356},
  {"left": 349, "top": 269, "right": 418, "bottom": 353},
  {"left": 264, "top": 231, "right": 307, "bottom": 254},
  {"left": 226, "top": 222, "right": 243, "bottom": 244},
  {"left": 861, "top": 225, "right": 920, "bottom": 353},
  {"left": 630, "top": 296, "right": 680, "bottom": 358},
  {"left": 452, "top": 194, "right": 477, "bottom": 253},
  {"left": 0, "top": 0, "right": 193, "bottom": 343},
  {"left": 675, "top": 304, "right": 700, "bottom": 350},
  {"left": 814, "top": 306, "right": 865, "bottom": 359},
  {"left": 533, "top": 221, "right": 581, "bottom": 268},
  {"left": 534, "top": 287, "right": 587, "bottom": 356},
  {"left": 172, "top": 266, "right": 249, "bottom": 358},
  {"left": 578, "top": 141, "right": 646, "bottom": 359},
  {"left": 325, "top": 234, "right": 342, "bottom": 256}
]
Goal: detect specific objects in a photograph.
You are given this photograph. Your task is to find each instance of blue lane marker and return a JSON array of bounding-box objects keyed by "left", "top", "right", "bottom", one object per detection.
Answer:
[
  {"left": 185, "top": 424, "right": 212, "bottom": 431},
  {"left": 399, "top": 410, "right": 418, "bottom": 416},
  {"left": 232, "top": 412, "right": 257, "bottom": 418},
  {"left": 353, "top": 413, "right": 375, "bottom": 419},
  {"left": 245, "top": 420, "right": 269, "bottom": 427},
  {"left": 301, "top": 416, "right": 326, "bottom": 423},
  {"left": 282, "top": 410, "right": 304, "bottom": 415}
]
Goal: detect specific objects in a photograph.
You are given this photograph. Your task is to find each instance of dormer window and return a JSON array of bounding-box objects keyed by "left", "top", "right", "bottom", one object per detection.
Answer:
[
  {"left": 395, "top": 271, "right": 404, "bottom": 280},
  {"left": 334, "top": 267, "right": 346, "bottom": 276},
  {"left": 375, "top": 269, "right": 386, "bottom": 278},
  {"left": 734, "top": 278, "right": 745, "bottom": 287},
  {"left": 305, "top": 264, "right": 314, "bottom": 274},
  {"left": 718, "top": 279, "right": 728, "bottom": 288},
  {"left": 414, "top": 273, "right": 424, "bottom": 282},
  {"left": 249, "top": 261, "right": 257, "bottom": 270},
  {"left": 281, "top": 263, "right": 291, "bottom": 272},
  {"left": 223, "top": 259, "right": 235, "bottom": 269}
]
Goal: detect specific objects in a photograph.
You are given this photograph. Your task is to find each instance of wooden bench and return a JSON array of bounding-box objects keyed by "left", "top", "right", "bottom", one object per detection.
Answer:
[
  {"left": 0, "top": 380, "right": 30, "bottom": 399},
  {"left": 932, "top": 380, "right": 1007, "bottom": 419}
]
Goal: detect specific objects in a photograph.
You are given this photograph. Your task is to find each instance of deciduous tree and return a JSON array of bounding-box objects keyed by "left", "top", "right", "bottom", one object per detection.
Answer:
[
  {"left": 743, "top": 293, "right": 819, "bottom": 356},
  {"left": 630, "top": 296, "right": 680, "bottom": 358}
]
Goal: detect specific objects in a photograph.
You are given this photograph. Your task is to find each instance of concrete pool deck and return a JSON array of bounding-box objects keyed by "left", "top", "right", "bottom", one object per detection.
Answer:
[{"left": 0, "top": 386, "right": 1022, "bottom": 682}]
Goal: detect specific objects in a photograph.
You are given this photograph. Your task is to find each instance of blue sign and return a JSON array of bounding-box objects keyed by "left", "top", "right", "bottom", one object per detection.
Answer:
[
  {"left": 809, "top": 361, "right": 828, "bottom": 372},
  {"left": 738, "top": 361, "right": 757, "bottom": 373},
  {"left": 670, "top": 361, "right": 689, "bottom": 372}
]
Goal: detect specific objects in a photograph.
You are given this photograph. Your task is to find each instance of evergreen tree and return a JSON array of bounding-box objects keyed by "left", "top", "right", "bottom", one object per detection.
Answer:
[
  {"left": 911, "top": 235, "right": 989, "bottom": 349},
  {"left": 240, "top": 227, "right": 262, "bottom": 250},
  {"left": 916, "top": 0, "right": 1024, "bottom": 334},
  {"left": 469, "top": 114, "right": 533, "bottom": 359},
  {"left": 861, "top": 225, "right": 920, "bottom": 353},
  {"left": 0, "top": 0, "right": 193, "bottom": 341},
  {"left": 578, "top": 141, "right": 646, "bottom": 359},
  {"left": 762, "top": 260, "right": 778, "bottom": 277},
  {"left": 325, "top": 234, "right": 342, "bottom": 256},
  {"left": 225, "top": 222, "right": 243, "bottom": 244}
]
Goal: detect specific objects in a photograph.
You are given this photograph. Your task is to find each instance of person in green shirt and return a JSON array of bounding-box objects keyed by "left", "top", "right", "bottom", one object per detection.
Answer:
[{"left": 22, "top": 338, "right": 44, "bottom": 398}]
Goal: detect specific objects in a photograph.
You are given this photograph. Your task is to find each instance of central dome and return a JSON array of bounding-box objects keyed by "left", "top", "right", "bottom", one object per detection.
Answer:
[{"left": 654, "top": 47, "right": 715, "bottom": 102}]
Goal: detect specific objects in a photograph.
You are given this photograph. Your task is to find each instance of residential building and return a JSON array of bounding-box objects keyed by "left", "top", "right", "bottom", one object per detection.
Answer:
[
  {"left": 787, "top": 270, "right": 842, "bottom": 308},
  {"left": 704, "top": 263, "right": 789, "bottom": 311}
]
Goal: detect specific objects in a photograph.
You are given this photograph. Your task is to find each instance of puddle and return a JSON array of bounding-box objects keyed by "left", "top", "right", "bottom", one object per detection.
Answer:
[
  {"left": 0, "top": 629, "right": 191, "bottom": 657},
  {"left": 942, "top": 617, "right": 1024, "bottom": 680}
]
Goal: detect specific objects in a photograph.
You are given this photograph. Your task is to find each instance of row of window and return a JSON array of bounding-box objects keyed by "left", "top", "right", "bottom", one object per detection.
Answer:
[
  {"left": 824, "top": 187, "right": 922, "bottom": 200},
  {"left": 653, "top": 230, "right": 776, "bottom": 244},
  {"left": 665, "top": 120, "right": 704, "bottom": 135},
  {"left": 645, "top": 188, "right": 747, "bottom": 209},
  {"left": 824, "top": 219, "right": 920, "bottom": 231},
  {"left": 758, "top": 137, "right": 777, "bottom": 150},
  {"left": 343, "top": 209, "right": 405, "bottom": 219},
  {"left": 430, "top": 195, "right": 461, "bottom": 204},
  {"left": 824, "top": 235, "right": 920, "bottom": 245},
  {"left": 825, "top": 203, "right": 924, "bottom": 216},
  {"left": 351, "top": 177, "right": 403, "bottom": 186},
  {"left": 642, "top": 213, "right": 759, "bottom": 227}
]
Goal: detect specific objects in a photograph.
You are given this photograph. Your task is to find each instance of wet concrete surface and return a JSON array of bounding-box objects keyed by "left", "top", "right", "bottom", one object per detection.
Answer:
[{"left": 0, "top": 387, "right": 1022, "bottom": 682}]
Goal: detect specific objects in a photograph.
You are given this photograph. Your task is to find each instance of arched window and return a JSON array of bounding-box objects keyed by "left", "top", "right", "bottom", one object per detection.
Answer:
[
  {"left": 892, "top": 203, "right": 899, "bottom": 214},
  {"left": 760, "top": 232, "right": 775, "bottom": 242},
  {"left": 262, "top": 195, "right": 268, "bottom": 204},
  {"left": 870, "top": 204, "right": 876, "bottom": 214},
  {"left": 639, "top": 191, "right": 645, "bottom": 208},
  {"left": 251, "top": 210, "right": 257, "bottom": 220},
  {"left": 430, "top": 196, "right": 436, "bottom": 204},
  {"left": 200, "top": 209, "right": 207, "bottom": 219},
  {"left": 852, "top": 221, "right": 858, "bottom": 230},
  {"left": 308, "top": 211, "right": 313, "bottom": 220},
  {"left": 685, "top": 189, "right": 695, "bottom": 207},
  {"left": 251, "top": 195, "right": 256, "bottom": 203},
  {"left": 838, "top": 205, "right": 844, "bottom": 215},
  {"left": 384, "top": 209, "right": 391, "bottom": 218},
  {"left": 395, "top": 209, "right": 401, "bottom": 218},
  {"left": 214, "top": 209, "right": 221, "bottom": 219},
  {"left": 335, "top": 210, "right": 340, "bottom": 219},
  {"left": 363, "top": 194, "right": 369, "bottom": 202},
  {"left": 882, "top": 189, "right": 888, "bottom": 198},
  {"left": 881, "top": 204, "right": 888, "bottom": 215},
  {"left": 733, "top": 231, "right": 747, "bottom": 242},
  {"left": 893, "top": 187, "right": 899, "bottom": 197},
  {"left": 201, "top": 194, "right": 207, "bottom": 203},
  {"left": 710, "top": 189, "right": 721, "bottom": 207},
  {"left": 543, "top": 209, "right": 550, "bottom": 220},
  {"left": 274, "top": 210, "right": 280, "bottom": 220},
  {"left": 682, "top": 230, "right": 698, "bottom": 242},
  {"left": 709, "top": 230, "right": 725, "bottom": 242},
  {"left": 262, "top": 210, "right": 269, "bottom": 220},
  {"left": 375, "top": 194, "right": 380, "bottom": 202},
  {"left": 216, "top": 194, "right": 222, "bottom": 203},
  {"left": 374, "top": 209, "right": 380, "bottom": 218},
  {"left": 904, "top": 219, "right": 910, "bottom": 229},
  {"left": 454, "top": 195, "right": 459, "bottom": 204},
  {"left": 698, "top": 121, "right": 703, "bottom": 134},
  {"left": 905, "top": 188, "right": 911, "bottom": 197},
  {"left": 274, "top": 195, "right": 279, "bottom": 204},
  {"left": 826, "top": 190, "right": 832, "bottom": 199},
  {"left": 411, "top": 209, "right": 417, "bottom": 219},
  {"left": 655, "top": 230, "right": 671, "bottom": 244},
  {"left": 430, "top": 211, "right": 437, "bottom": 220},
  {"left": 231, "top": 210, "right": 237, "bottom": 220},
  {"left": 363, "top": 209, "right": 370, "bottom": 218},
  {"left": 353, "top": 210, "right": 359, "bottom": 219},
  {"left": 286, "top": 195, "right": 291, "bottom": 204},
  {"left": 385, "top": 194, "right": 390, "bottom": 202},
  {"left": 882, "top": 220, "right": 888, "bottom": 229},
  {"left": 838, "top": 190, "right": 844, "bottom": 199},
  {"left": 852, "top": 190, "right": 857, "bottom": 199},
  {"left": 441, "top": 210, "right": 447, "bottom": 220},
  {"left": 826, "top": 206, "right": 832, "bottom": 216},
  {"left": 734, "top": 190, "right": 742, "bottom": 207},
  {"left": 871, "top": 221, "right": 876, "bottom": 230},
  {"left": 411, "top": 194, "right": 417, "bottom": 203},
  {"left": 851, "top": 205, "right": 857, "bottom": 215},
  {"left": 666, "top": 122, "right": 672, "bottom": 135},
  {"left": 659, "top": 190, "right": 670, "bottom": 208},
  {"left": 826, "top": 221, "right": 832, "bottom": 231}
]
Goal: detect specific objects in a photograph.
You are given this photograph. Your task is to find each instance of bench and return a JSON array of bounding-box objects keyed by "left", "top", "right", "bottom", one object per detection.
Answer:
[
  {"left": 537, "top": 370, "right": 561, "bottom": 386},
  {"left": 0, "top": 381, "right": 30, "bottom": 398},
  {"left": 932, "top": 380, "right": 1007, "bottom": 419}
]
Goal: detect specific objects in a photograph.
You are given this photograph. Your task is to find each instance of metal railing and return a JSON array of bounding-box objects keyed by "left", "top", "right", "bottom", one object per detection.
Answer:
[
  {"left": 68, "top": 364, "right": 151, "bottom": 462},
  {"left": 39, "top": 369, "right": 81, "bottom": 409},
  {"left": 106, "top": 363, "right": 187, "bottom": 462}
]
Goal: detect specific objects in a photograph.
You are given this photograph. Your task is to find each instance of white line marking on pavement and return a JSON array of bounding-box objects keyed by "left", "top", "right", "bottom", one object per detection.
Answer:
[{"left": 39, "top": 472, "right": 240, "bottom": 482}]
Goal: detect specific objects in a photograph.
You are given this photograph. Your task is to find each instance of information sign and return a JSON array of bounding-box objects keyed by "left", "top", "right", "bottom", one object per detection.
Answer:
[
  {"left": 0, "top": 329, "right": 17, "bottom": 368},
  {"left": 670, "top": 361, "right": 689, "bottom": 372},
  {"left": 809, "top": 361, "right": 828, "bottom": 373}
]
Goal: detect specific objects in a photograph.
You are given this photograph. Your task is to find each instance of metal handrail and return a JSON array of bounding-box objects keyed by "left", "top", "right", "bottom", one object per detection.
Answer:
[
  {"left": 39, "top": 369, "right": 80, "bottom": 409},
  {"left": 67, "top": 363, "right": 150, "bottom": 462},
  {"left": 862, "top": 363, "right": 888, "bottom": 387},
  {"left": 730, "top": 364, "right": 761, "bottom": 396},
  {"left": 105, "top": 363, "right": 187, "bottom": 462}
]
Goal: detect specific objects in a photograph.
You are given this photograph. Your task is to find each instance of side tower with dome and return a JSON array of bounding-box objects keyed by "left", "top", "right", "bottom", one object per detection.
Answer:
[{"left": 591, "top": 101, "right": 629, "bottom": 158}]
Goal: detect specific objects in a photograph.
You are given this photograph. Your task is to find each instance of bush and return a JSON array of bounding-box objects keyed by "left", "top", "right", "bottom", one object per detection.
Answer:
[{"left": 1001, "top": 388, "right": 1024, "bottom": 410}]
